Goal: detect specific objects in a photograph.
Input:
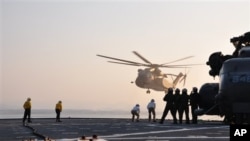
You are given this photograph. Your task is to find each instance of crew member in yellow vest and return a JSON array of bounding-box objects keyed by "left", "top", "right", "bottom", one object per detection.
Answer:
[
  {"left": 23, "top": 97, "right": 32, "bottom": 125},
  {"left": 55, "top": 101, "right": 62, "bottom": 122}
]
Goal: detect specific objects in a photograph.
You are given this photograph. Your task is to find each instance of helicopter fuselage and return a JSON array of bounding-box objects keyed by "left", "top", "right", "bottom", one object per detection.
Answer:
[
  {"left": 134, "top": 68, "right": 182, "bottom": 91},
  {"left": 217, "top": 57, "right": 250, "bottom": 123}
]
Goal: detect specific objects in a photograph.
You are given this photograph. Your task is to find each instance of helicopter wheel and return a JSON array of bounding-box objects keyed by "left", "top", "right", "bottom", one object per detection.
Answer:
[{"left": 146, "top": 89, "right": 150, "bottom": 94}]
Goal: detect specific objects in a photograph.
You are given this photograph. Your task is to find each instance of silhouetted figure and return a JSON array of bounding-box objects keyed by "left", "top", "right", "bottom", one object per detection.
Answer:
[
  {"left": 147, "top": 99, "right": 156, "bottom": 122},
  {"left": 179, "top": 88, "right": 190, "bottom": 124},
  {"left": 23, "top": 97, "right": 32, "bottom": 125},
  {"left": 80, "top": 136, "right": 86, "bottom": 140},
  {"left": 92, "top": 134, "right": 98, "bottom": 140},
  {"left": 190, "top": 87, "right": 200, "bottom": 124},
  {"left": 159, "top": 88, "right": 177, "bottom": 124},
  {"left": 174, "top": 88, "right": 181, "bottom": 123},
  {"left": 131, "top": 104, "right": 140, "bottom": 122},
  {"left": 55, "top": 100, "right": 62, "bottom": 122}
]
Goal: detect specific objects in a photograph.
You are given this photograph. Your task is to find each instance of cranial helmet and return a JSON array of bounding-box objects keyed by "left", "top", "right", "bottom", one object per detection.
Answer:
[
  {"left": 182, "top": 88, "right": 187, "bottom": 93},
  {"left": 192, "top": 87, "right": 198, "bottom": 92},
  {"left": 168, "top": 88, "right": 173, "bottom": 92},
  {"left": 175, "top": 88, "right": 180, "bottom": 93}
]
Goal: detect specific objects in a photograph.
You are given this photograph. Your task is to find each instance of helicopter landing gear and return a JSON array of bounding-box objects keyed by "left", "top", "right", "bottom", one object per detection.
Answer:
[{"left": 146, "top": 89, "right": 150, "bottom": 94}]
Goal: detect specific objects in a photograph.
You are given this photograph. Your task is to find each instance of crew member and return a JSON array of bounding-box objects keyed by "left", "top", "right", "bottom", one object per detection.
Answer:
[
  {"left": 131, "top": 104, "right": 140, "bottom": 122},
  {"left": 147, "top": 99, "right": 156, "bottom": 122},
  {"left": 190, "top": 87, "right": 200, "bottom": 124},
  {"left": 179, "top": 88, "right": 190, "bottom": 124},
  {"left": 23, "top": 97, "right": 32, "bottom": 125},
  {"left": 174, "top": 88, "right": 181, "bottom": 123},
  {"left": 55, "top": 101, "right": 62, "bottom": 122},
  {"left": 159, "top": 88, "right": 177, "bottom": 124}
]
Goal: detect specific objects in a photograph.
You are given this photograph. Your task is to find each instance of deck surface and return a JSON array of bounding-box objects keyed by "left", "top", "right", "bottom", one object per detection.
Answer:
[{"left": 0, "top": 118, "right": 229, "bottom": 141}]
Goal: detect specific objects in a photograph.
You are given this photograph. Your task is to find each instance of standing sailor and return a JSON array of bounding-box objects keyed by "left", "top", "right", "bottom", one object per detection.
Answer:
[
  {"left": 55, "top": 100, "right": 63, "bottom": 122},
  {"left": 23, "top": 97, "right": 32, "bottom": 125}
]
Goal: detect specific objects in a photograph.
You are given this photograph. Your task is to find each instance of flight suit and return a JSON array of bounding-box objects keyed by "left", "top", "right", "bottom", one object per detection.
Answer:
[
  {"left": 190, "top": 88, "right": 200, "bottom": 124},
  {"left": 160, "top": 89, "right": 177, "bottom": 124},
  {"left": 174, "top": 89, "right": 181, "bottom": 123},
  {"left": 179, "top": 89, "right": 190, "bottom": 124}
]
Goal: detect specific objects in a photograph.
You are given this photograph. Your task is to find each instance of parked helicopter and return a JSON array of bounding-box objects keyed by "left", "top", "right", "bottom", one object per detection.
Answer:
[
  {"left": 197, "top": 31, "right": 250, "bottom": 124},
  {"left": 97, "top": 51, "right": 198, "bottom": 93}
]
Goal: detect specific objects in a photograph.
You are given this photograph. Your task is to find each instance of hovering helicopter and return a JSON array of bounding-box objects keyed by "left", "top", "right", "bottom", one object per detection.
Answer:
[
  {"left": 97, "top": 51, "right": 198, "bottom": 93},
  {"left": 196, "top": 31, "right": 250, "bottom": 124}
]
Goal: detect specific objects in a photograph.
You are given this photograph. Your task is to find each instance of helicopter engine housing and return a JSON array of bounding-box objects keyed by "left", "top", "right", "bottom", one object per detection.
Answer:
[{"left": 197, "top": 83, "right": 220, "bottom": 115}]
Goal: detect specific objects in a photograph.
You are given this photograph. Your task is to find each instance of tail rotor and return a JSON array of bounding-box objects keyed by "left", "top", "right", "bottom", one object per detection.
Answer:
[{"left": 179, "top": 69, "right": 189, "bottom": 86}]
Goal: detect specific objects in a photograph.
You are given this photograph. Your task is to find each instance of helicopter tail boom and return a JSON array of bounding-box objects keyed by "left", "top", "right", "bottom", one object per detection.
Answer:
[{"left": 172, "top": 72, "right": 184, "bottom": 88}]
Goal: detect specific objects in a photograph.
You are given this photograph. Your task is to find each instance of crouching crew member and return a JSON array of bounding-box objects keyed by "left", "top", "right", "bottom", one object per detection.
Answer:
[{"left": 131, "top": 104, "right": 140, "bottom": 122}]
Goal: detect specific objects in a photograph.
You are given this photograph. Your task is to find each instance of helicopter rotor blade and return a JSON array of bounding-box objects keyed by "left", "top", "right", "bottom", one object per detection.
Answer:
[
  {"left": 132, "top": 51, "right": 152, "bottom": 64},
  {"left": 179, "top": 68, "right": 189, "bottom": 86},
  {"left": 161, "top": 56, "right": 194, "bottom": 65},
  {"left": 97, "top": 54, "right": 144, "bottom": 65},
  {"left": 161, "top": 63, "right": 204, "bottom": 67},
  {"left": 164, "top": 73, "right": 178, "bottom": 77},
  {"left": 97, "top": 53, "right": 203, "bottom": 69},
  {"left": 182, "top": 74, "right": 187, "bottom": 86},
  {"left": 107, "top": 61, "right": 146, "bottom": 66},
  {"left": 179, "top": 74, "right": 185, "bottom": 85},
  {"left": 160, "top": 66, "right": 191, "bottom": 68}
]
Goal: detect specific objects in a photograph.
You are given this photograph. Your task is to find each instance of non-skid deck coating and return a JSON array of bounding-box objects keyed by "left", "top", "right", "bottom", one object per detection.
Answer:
[{"left": 0, "top": 118, "right": 229, "bottom": 141}]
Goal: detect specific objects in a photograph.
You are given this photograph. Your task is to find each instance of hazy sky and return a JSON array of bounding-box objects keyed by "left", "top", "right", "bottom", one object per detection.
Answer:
[{"left": 1, "top": 0, "right": 250, "bottom": 114}]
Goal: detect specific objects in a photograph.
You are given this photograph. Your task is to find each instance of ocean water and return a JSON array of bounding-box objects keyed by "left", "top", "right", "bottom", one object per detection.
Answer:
[{"left": 0, "top": 109, "right": 224, "bottom": 121}]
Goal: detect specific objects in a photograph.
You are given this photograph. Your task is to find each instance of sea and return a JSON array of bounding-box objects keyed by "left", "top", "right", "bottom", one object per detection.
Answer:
[{"left": 0, "top": 109, "right": 224, "bottom": 121}]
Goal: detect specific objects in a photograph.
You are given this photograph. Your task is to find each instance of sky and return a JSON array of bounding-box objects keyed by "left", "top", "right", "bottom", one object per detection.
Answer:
[{"left": 0, "top": 0, "right": 250, "bottom": 116}]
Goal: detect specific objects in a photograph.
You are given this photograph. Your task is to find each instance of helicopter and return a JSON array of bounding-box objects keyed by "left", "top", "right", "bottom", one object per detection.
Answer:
[
  {"left": 196, "top": 31, "right": 250, "bottom": 124},
  {"left": 97, "top": 51, "right": 198, "bottom": 93}
]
